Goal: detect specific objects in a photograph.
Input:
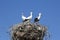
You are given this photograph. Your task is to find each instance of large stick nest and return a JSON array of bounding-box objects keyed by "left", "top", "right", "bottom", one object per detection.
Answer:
[{"left": 9, "top": 22, "right": 47, "bottom": 40}]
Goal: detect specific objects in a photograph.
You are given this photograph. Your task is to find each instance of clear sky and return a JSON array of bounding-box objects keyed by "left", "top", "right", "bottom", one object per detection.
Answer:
[{"left": 0, "top": 0, "right": 60, "bottom": 40}]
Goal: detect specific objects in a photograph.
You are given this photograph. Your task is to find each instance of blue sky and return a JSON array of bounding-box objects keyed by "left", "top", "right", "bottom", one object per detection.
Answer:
[{"left": 0, "top": 0, "right": 60, "bottom": 40}]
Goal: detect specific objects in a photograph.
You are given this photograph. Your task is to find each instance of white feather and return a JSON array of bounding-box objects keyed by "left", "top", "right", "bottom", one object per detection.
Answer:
[
  {"left": 37, "top": 13, "right": 42, "bottom": 20},
  {"left": 27, "top": 12, "right": 32, "bottom": 19},
  {"left": 22, "top": 13, "right": 27, "bottom": 20}
]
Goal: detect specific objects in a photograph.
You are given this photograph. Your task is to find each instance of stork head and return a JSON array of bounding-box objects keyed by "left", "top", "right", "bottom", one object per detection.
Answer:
[
  {"left": 30, "top": 12, "right": 32, "bottom": 15},
  {"left": 39, "top": 13, "right": 41, "bottom": 17}
]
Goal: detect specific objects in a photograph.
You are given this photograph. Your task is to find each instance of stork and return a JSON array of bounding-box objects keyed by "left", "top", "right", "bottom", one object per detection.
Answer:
[
  {"left": 22, "top": 12, "right": 32, "bottom": 22},
  {"left": 34, "top": 13, "right": 42, "bottom": 22}
]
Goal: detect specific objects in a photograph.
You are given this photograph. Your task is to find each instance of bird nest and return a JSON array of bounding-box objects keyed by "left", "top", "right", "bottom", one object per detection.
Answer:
[{"left": 9, "top": 23, "right": 47, "bottom": 40}]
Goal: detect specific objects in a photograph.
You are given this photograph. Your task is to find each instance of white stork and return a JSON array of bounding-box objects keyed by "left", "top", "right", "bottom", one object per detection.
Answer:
[
  {"left": 34, "top": 13, "right": 42, "bottom": 22},
  {"left": 22, "top": 12, "right": 32, "bottom": 21}
]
